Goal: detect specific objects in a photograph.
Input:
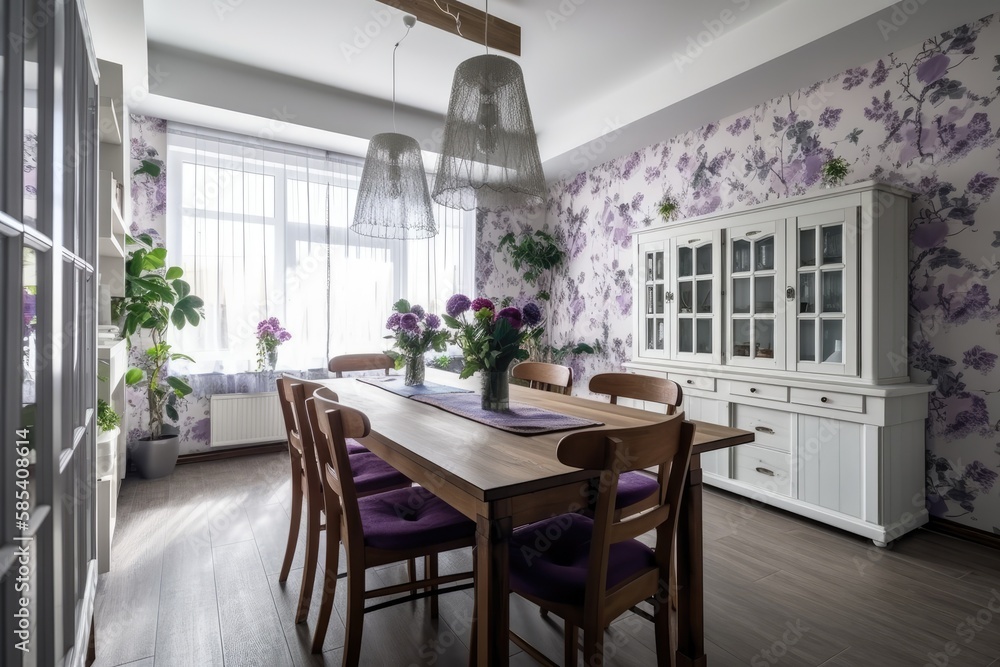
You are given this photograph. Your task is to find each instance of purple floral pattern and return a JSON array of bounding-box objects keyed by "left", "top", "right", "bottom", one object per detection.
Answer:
[{"left": 478, "top": 14, "right": 1000, "bottom": 532}]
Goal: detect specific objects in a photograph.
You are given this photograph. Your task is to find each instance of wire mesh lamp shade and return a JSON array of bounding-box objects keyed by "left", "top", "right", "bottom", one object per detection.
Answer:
[
  {"left": 351, "top": 132, "right": 437, "bottom": 240},
  {"left": 432, "top": 54, "right": 546, "bottom": 212}
]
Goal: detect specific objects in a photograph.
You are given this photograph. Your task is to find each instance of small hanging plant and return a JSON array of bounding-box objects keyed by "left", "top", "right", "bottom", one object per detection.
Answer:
[
  {"left": 821, "top": 157, "right": 850, "bottom": 188},
  {"left": 658, "top": 195, "right": 679, "bottom": 222}
]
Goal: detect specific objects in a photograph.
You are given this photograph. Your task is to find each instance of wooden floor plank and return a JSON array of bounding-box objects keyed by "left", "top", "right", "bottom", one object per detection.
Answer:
[{"left": 214, "top": 539, "right": 294, "bottom": 667}]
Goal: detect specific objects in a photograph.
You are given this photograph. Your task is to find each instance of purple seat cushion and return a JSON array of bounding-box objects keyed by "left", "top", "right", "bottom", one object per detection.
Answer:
[
  {"left": 349, "top": 452, "right": 410, "bottom": 495},
  {"left": 346, "top": 438, "right": 368, "bottom": 455},
  {"left": 616, "top": 471, "right": 659, "bottom": 509},
  {"left": 359, "top": 486, "right": 475, "bottom": 550},
  {"left": 509, "top": 513, "right": 656, "bottom": 605}
]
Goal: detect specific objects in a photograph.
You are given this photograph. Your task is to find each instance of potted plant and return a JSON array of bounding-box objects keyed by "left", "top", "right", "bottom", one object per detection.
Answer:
[
  {"left": 821, "top": 157, "right": 851, "bottom": 188},
  {"left": 96, "top": 399, "right": 120, "bottom": 479},
  {"left": 384, "top": 300, "right": 449, "bottom": 386},
  {"left": 498, "top": 230, "right": 599, "bottom": 364},
  {"left": 658, "top": 195, "right": 679, "bottom": 222},
  {"left": 443, "top": 295, "right": 543, "bottom": 411},
  {"left": 122, "top": 234, "right": 204, "bottom": 479}
]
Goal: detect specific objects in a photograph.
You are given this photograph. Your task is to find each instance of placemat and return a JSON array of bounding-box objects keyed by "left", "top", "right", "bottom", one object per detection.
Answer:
[
  {"left": 411, "top": 393, "right": 603, "bottom": 435},
  {"left": 358, "top": 376, "right": 474, "bottom": 398}
]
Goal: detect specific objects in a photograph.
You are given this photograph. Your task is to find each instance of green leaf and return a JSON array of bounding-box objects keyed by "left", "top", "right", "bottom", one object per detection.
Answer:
[
  {"left": 136, "top": 233, "right": 154, "bottom": 247},
  {"left": 170, "top": 352, "right": 196, "bottom": 362},
  {"left": 393, "top": 298, "right": 411, "bottom": 314},
  {"left": 171, "top": 308, "right": 187, "bottom": 330},
  {"left": 172, "top": 279, "right": 191, "bottom": 299},
  {"left": 125, "top": 368, "right": 145, "bottom": 385},
  {"left": 165, "top": 404, "right": 179, "bottom": 422},
  {"left": 442, "top": 314, "right": 462, "bottom": 329},
  {"left": 165, "top": 266, "right": 183, "bottom": 280},
  {"left": 166, "top": 375, "right": 193, "bottom": 397}
]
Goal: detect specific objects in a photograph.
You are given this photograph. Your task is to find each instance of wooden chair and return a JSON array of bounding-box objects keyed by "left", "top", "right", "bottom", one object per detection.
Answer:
[
  {"left": 275, "top": 376, "right": 410, "bottom": 625},
  {"left": 511, "top": 361, "right": 573, "bottom": 395},
  {"left": 507, "top": 412, "right": 695, "bottom": 666},
  {"left": 328, "top": 353, "right": 394, "bottom": 377},
  {"left": 308, "top": 387, "right": 476, "bottom": 661},
  {"left": 589, "top": 373, "right": 683, "bottom": 517}
]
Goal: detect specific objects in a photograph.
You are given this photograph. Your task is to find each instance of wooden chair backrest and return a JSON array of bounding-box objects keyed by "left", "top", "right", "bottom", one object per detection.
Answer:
[
  {"left": 556, "top": 412, "right": 695, "bottom": 613},
  {"left": 309, "top": 387, "right": 371, "bottom": 543},
  {"left": 278, "top": 375, "right": 334, "bottom": 492},
  {"left": 328, "top": 353, "right": 394, "bottom": 378},
  {"left": 588, "top": 373, "right": 683, "bottom": 414},
  {"left": 510, "top": 361, "right": 573, "bottom": 395}
]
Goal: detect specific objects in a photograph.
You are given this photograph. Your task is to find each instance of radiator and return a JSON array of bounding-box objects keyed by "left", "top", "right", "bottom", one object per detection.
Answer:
[{"left": 209, "top": 392, "right": 286, "bottom": 447}]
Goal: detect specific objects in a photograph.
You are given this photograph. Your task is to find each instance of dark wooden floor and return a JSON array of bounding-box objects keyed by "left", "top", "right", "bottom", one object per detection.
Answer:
[{"left": 92, "top": 452, "right": 1000, "bottom": 666}]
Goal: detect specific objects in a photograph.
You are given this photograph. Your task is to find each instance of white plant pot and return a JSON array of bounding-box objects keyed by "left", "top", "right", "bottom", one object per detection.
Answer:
[{"left": 96, "top": 427, "right": 119, "bottom": 479}]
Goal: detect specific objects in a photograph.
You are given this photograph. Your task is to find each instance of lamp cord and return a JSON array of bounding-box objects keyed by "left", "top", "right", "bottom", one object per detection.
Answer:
[{"left": 392, "top": 24, "right": 412, "bottom": 133}]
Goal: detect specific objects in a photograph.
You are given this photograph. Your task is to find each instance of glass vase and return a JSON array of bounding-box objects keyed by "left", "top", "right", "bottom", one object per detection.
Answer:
[
  {"left": 404, "top": 354, "right": 425, "bottom": 386},
  {"left": 266, "top": 349, "right": 278, "bottom": 372},
  {"left": 481, "top": 370, "right": 510, "bottom": 412}
]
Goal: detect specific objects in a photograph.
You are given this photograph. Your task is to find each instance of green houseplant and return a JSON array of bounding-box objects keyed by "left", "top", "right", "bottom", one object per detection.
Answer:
[
  {"left": 658, "top": 195, "right": 679, "bottom": 222},
  {"left": 122, "top": 234, "right": 204, "bottom": 479},
  {"left": 96, "top": 399, "right": 121, "bottom": 479},
  {"left": 821, "top": 157, "right": 851, "bottom": 188},
  {"left": 498, "top": 230, "right": 600, "bottom": 365}
]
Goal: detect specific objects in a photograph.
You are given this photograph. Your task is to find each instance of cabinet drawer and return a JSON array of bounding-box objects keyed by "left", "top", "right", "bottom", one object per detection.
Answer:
[
  {"left": 790, "top": 387, "right": 864, "bottom": 413},
  {"left": 729, "top": 380, "right": 788, "bottom": 403},
  {"left": 734, "top": 404, "right": 792, "bottom": 453},
  {"left": 733, "top": 445, "right": 792, "bottom": 497},
  {"left": 670, "top": 373, "right": 715, "bottom": 392}
]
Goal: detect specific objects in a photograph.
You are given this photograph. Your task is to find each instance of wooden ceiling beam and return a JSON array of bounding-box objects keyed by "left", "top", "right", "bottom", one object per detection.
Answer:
[{"left": 373, "top": 0, "right": 521, "bottom": 57}]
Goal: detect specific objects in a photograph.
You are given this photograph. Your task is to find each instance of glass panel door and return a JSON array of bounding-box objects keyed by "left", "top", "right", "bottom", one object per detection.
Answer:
[
  {"left": 728, "top": 221, "right": 783, "bottom": 368},
  {"left": 638, "top": 239, "right": 669, "bottom": 358},
  {"left": 789, "top": 208, "right": 858, "bottom": 375},
  {"left": 672, "top": 231, "right": 721, "bottom": 363}
]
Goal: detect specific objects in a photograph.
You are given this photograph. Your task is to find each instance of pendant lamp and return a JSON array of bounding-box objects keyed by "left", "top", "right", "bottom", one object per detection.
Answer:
[
  {"left": 431, "top": 4, "right": 545, "bottom": 212},
  {"left": 351, "top": 16, "right": 437, "bottom": 240}
]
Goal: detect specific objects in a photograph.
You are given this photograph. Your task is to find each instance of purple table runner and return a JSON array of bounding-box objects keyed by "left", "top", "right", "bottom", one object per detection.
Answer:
[
  {"left": 410, "top": 393, "right": 603, "bottom": 435},
  {"left": 357, "top": 376, "right": 474, "bottom": 398}
]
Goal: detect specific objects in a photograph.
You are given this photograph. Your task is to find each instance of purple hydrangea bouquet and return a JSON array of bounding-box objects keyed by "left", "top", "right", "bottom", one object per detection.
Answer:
[
  {"left": 385, "top": 299, "right": 450, "bottom": 386},
  {"left": 442, "top": 294, "right": 543, "bottom": 411},
  {"left": 256, "top": 317, "right": 291, "bottom": 371}
]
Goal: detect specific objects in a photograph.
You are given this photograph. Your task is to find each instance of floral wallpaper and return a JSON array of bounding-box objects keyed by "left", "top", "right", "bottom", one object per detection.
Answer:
[{"left": 478, "top": 14, "right": 1000, "bottom": 533}]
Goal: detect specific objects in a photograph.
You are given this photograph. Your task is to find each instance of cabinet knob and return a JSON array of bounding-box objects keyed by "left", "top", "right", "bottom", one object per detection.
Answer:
[
  {"left": 664, "top": 291, "right": 674, "bottom": 303},
  {"left": 786, "top": 286, "right": 796, "bottom": 300},
  {"left": 755, "top": 467, "right": 775, "bottom": 477},
  {"left": 686, "top": 379, "right": 694, "bottom": 385},
  {"left": 821, "top": 396, "right": 829, "bottom": 403},
  {"left": 750, "top": 387, "right": 757, "bottom": 393}
]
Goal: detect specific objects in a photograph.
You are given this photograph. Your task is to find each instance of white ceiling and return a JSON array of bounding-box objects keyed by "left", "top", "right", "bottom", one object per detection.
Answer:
[{"left": 84, "top": 0, "right": 1000, "bottom": 181}]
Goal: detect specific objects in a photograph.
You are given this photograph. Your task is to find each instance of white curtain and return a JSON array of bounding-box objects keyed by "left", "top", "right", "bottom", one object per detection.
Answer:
[{"left": 165, "top": 124, "right": 474, "bottom": 374}]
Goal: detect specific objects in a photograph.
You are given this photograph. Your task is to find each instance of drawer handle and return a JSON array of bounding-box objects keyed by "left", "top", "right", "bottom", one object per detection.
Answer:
[
  {"left": 749, "top": 387, "right": 757, "bottom": 394},
  {"left": 755, "top": 467, "right": 775, "bottom": 476},
  {"left": 821, "top": 396, "right": 829, "bottom": 403},
  {"left": 755, "top": 426, "right": 775, "bottom": 435}
]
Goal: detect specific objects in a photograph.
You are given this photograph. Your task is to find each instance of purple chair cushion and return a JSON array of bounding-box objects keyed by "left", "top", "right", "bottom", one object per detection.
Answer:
[
  {"left": 616, "top": 471, "right": 659, "bottom": 509},
  {"left": 359, "top": 486, "right": 475, "bottom": 550},
  {"left": 509, "top": 513, "right": 656, "bottom": 605},
  {"left": 349, "top": 452, "right": 410, "bottom": 495},
  {"left": 346, "top": 438, "right": 368, "bottom": 455}
]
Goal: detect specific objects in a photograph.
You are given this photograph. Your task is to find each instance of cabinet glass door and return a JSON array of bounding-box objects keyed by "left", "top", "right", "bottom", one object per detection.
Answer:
[
  {"left": 673, "top": 231, "right": 722, "bottom": 363},
  {"left": 789, "top": 209, "right": 858, "bottom": 375},
  {"left": 728, "top": 221, "right": 783, "bottom": 368},
  {"left": 639, "top": 240, "right": 669, "bottom": 358}
]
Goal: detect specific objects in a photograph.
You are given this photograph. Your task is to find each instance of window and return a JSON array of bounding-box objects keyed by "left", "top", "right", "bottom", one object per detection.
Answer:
[{"left": 166, "top": 127, "right": 474, "bottom": 373}]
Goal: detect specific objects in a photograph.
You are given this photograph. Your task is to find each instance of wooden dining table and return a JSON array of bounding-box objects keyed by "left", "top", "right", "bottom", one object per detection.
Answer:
[{"left": 321, "top": 372, "right": 754, "bottom": 666}]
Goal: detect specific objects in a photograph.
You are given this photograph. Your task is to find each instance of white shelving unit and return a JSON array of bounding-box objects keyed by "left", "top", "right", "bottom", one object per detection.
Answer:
[
  {"left": 96, "top": 58, "right": 129, "bottom": 574},
  {"left": 628, "top": 182, "right": 933, "bottom": 547}
]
